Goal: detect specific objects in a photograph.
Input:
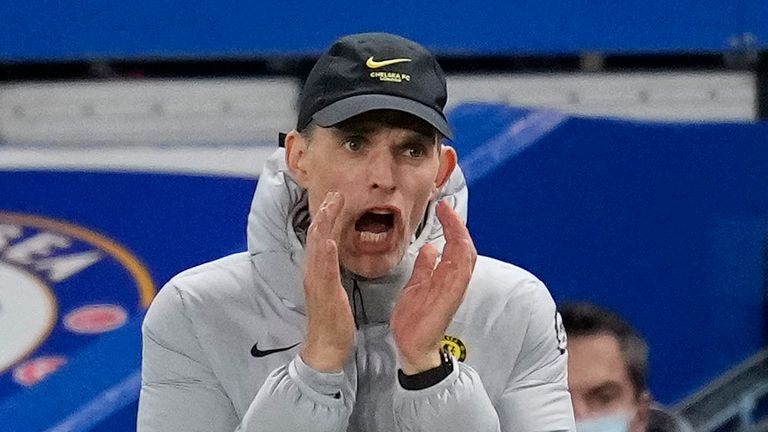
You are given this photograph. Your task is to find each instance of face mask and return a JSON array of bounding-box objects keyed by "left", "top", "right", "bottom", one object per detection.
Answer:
[{"left": 575, "top": 411, "right": 634, "bottom": 432}]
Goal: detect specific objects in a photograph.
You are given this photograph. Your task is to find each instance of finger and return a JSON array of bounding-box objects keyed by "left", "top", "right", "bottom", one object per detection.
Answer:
[
  {"left": 305, "top": 193, "right": 344, "bottom": 292},
  {"left": 435, "top": 200, "right": 470, "bottom": 243},
  {"left": 404, "top": 243, "right": 439, "bottom": 292},
  {"left": 305, "top": 236, "right": 342, "bottom": 284},
  {"left": 431, "top": 203, "right": 475, "bottom": 309},
  {"left": 304, "top": 240, "right": 343, "bottom": 317},
  {"left": 321, "top": 239, "right": 343, "bottom": 291},
  {"left": 392, "top": 243, "right": 438, "bottom": 334},
  {"left": 305, "top": 192, "right": 343, "bottom": 273},
  {"left": 436, "top": 200, "right": 476, "bottom": 268},
  {"left": 310, "top": 191, "right": 344, "bottom": 241}
]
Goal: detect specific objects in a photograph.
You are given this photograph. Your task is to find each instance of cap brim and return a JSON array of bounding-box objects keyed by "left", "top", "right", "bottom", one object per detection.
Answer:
[{"left": 311, "top": 94, "right": 453, "bottom": 139}]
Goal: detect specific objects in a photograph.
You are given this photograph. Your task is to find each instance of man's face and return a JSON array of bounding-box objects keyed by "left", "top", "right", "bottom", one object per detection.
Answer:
[
  {"left": 286, "top": 113, "right": 455, "bottom": 278},
  {"left": 568, "top": 334, "right": 649, "bottom": 432}
]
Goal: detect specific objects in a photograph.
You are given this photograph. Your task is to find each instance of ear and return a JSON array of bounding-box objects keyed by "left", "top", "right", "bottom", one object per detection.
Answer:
[
  {"left": 434, "top": 145, "right": 457, "bottom": 191},
  {"left": 284, "top": 130, "right": 310, "bottom": 187}
]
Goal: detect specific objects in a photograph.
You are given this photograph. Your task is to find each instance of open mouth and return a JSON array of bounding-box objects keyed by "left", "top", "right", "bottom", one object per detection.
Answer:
[{"left": 354, "top": 209, "right": 396, "bottom": 243}]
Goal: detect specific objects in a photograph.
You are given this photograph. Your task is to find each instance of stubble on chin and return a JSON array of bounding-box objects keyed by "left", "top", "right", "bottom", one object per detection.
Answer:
[{"left": 340, "top": 247, "right": 407, "bottom": 279}]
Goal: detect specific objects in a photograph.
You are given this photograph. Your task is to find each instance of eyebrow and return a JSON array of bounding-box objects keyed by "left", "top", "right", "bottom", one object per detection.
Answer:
[
  {"left": 333, "top": 123, "right": 438, "bottom": 144},
  {"left": 585, "top": 382, "right": 624, "bottom": 398}
]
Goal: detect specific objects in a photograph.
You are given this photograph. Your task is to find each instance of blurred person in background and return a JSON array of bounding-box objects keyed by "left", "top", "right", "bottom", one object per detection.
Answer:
[
  {"left": 137, "top": 32, "right": 574, "bottom": 431},
  {"left": 561, "top": 302, "right": 692, "bottom": 432}
]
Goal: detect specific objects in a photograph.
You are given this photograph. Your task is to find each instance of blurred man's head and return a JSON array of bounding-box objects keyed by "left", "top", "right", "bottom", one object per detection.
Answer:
[{"left": 561, "top": 303, "right": 651, "bottom": 432}]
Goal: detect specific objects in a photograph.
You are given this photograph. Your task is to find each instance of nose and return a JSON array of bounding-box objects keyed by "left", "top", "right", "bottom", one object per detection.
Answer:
[{"left": 366, "top": 149, "right": 396, "bottom": 191}]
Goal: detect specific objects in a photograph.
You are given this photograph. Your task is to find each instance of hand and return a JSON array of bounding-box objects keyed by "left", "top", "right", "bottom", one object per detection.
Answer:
[
  {"left": 390, "top": 200, "right": 477, "bottom": 374},
  {"left": 300, "top": 191, "right": 356, "bottom": 372}
]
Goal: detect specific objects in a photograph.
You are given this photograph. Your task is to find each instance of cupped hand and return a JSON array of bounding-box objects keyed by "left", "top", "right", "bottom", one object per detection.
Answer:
[
  {"left": 390, "top": 200, "right": 477, "bottom": 374},
  {"left": 300, "top": 191, "right": 356, "bottom": 372}
]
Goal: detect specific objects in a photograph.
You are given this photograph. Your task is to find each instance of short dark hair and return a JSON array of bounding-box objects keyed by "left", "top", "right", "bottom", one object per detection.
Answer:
[{"left": 560, "top": 302, "right": 649, "bottom": 398}]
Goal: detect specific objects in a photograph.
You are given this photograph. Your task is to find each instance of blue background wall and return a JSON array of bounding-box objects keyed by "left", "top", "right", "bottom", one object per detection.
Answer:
[{"left": 1, "top": 0, "right": 767, "bottom": 61}]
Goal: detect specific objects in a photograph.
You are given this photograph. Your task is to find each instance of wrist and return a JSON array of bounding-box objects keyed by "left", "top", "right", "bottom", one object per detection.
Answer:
[
  {"left": 300, "top": 346, "right": 347, "bottom": 373},
  {"left": 399, "top": 347, "right": 442, "bottom": 375},
  {"left": 398, "top": 348, "right": 454, "bottom": 390}
]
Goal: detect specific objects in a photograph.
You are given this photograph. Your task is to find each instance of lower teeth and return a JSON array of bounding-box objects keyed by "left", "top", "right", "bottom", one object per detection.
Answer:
[{"left": 360, "top": 231, "right": 387, "bottom": 243}]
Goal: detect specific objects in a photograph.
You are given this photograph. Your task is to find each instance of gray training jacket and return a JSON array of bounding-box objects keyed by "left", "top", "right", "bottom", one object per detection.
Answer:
[{"left": 137, "top": 148, "right": 575, "bottom": 432}]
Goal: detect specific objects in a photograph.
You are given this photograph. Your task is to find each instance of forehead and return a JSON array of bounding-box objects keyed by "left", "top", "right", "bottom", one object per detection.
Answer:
[{"left": 567, "top": 334, "right": 634, "bottom": 393}]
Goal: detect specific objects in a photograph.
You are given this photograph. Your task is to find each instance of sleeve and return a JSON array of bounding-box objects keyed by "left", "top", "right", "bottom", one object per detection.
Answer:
[
  {"left": 137, "top": 282, "right": 354, "bottom": 432},
  {"left": 238, "top": 354, "right": 354, "bottom": 431},
  {"left": 393, "top": 357, "right": 501, "bottom": 432},
  {"left": 496, "top": 281, "right": 575, "bottom": 432}
]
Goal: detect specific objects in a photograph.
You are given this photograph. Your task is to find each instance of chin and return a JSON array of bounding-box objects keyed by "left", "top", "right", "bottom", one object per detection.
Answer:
[{"left": 343, "top": 254, "right": 401, "bottom": 279}]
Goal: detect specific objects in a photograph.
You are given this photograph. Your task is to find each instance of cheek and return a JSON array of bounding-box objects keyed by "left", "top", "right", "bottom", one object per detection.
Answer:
[
  {"left": 419, "top": 173, "right": 439, "bottom": 203},
  {"left": 305, "top": 177, "right": 340, "bottom": 217},
  {"left": 306, "top": 167, "right": 349, "bottom": 195},
  {"left": 406, "top": 180, "right": 438, "bottom": 222}
]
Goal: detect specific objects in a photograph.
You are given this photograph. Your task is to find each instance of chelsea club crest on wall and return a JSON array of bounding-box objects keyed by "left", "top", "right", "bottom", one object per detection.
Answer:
[{"left": 0, "top": 212, "right": 155, "bottom": 388}]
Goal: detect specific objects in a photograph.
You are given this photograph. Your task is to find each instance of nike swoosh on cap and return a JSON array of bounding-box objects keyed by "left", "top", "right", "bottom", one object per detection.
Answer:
[
  {"left": 251, "top": 342, "right": 300, "bottom": 358},
  {"left": 366, "top": 56, "right": 412, "bottom": 69}
]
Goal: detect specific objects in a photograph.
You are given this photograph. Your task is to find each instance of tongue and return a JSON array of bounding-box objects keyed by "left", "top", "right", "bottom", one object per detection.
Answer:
[
  {"left": 356, "top": 212, "right": 392, "bottom": 233},
  {"left": 358, "top": 222, "right": 389, "bottom": 233}
]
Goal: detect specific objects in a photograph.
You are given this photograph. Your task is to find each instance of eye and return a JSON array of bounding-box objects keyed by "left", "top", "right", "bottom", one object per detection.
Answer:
[
  {"left": 402, "top": 143, "right": 427, "bottom": 158},
  {"left": 595, "top": 393, "right": 615, "bottom": 407},
  {"left": 587, "top": 387, "right": 622, "bottom": 409},
  {"left": 342, "top": 137, "right": 365, "bottom": 152}
]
